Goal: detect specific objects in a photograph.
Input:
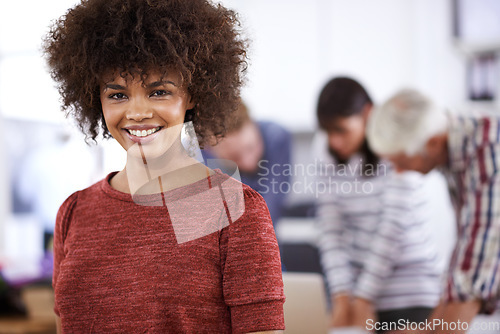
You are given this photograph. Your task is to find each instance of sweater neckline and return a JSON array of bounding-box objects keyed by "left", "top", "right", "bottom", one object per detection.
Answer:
[{"left": 100, "top": 168, "right": 228, "bottom": 204}]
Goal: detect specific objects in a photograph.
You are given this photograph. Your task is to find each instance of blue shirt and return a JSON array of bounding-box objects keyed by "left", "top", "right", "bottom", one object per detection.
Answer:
[{"left": 202, "top": 121, "right": 291, "bottom": 225}]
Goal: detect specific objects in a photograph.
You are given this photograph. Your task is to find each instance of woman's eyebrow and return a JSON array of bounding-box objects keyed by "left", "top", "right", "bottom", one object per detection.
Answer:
[
  {"left": 103, "top": 83, "right": 126, "bottom": 90},
  {"left": 147, "top": 80, "right": 177, "bottom": 88}
]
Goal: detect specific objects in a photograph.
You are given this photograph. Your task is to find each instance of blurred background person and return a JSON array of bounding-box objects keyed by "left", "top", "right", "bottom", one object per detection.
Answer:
[
  {"left": 367, "top": 89, "right": 500, "bottom": 334},
  {"left": 314, "top": 77, "right": 442, "bottom": 332},
  {"left": 203, "top": 100, "right": 291, "bottom": 226}
]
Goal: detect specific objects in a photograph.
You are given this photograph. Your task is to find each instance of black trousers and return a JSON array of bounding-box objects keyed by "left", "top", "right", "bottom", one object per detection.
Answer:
[{"left": 376, "top": 307, "right": 433, "bottom": 334}]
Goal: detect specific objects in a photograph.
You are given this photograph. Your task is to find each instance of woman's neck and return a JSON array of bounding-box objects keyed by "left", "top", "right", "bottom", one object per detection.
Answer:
[{"left": 111, "top": 137, "right": 211, "bottom": 194}]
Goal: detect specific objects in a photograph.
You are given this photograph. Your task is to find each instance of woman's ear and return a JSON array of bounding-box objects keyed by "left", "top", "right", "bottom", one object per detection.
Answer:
[{"left": 187, "top": 95, "right": 196, "bottom": 110}]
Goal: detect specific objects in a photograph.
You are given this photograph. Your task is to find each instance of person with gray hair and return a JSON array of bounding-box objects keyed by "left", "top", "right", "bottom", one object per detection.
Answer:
[{"left": 367, "top": 89, "right": 500, "bottom": 333}]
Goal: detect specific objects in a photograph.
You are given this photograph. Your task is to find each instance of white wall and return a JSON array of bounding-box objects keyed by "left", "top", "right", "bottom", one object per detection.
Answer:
[
  {"left": 221, "top": 0, "right": 471, "bottom": 131},
  {"left": 318, "top": 0, "right": 418, "bottom": 103},
  {"left": 221, "top": 0, "right": 323, "bottom": 132},
  {"left": 0, "top": 0, "right": 79, "bottom": 123},
  {"left": 413, "top": 0, "right": 468, "bottom": 107}
]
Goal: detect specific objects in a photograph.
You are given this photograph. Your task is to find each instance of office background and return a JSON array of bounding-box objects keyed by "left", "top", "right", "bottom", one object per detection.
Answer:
[{"left": 0, "top": 1, "right": 499, "bottom": 330}]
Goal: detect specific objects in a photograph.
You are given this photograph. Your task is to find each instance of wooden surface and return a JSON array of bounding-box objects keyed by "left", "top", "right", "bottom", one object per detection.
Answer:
[{"left": 0, "top": 286, "right": 56, "bottom": 334}]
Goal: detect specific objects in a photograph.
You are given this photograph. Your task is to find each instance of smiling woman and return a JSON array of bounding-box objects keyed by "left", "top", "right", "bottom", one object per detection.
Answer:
[
  {"left": 43, "top": 0, "right": 285, "bottom": 333},
  {"left": 43, "top": 0, "right": 246, "bottom": 146}
]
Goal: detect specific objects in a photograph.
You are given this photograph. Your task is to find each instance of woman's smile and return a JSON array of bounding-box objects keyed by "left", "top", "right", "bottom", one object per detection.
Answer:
[{"left": 123, "top": 125, "right": 163, "bottom": 144}]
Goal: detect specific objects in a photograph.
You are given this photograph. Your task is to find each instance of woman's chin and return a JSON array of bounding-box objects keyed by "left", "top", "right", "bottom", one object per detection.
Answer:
[{"left": 127, "top": 142, "right": 175, "bottom": 163}]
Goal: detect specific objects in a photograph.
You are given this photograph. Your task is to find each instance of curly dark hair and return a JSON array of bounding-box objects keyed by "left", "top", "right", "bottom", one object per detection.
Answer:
[{"left": 43, "top": 0, "right": 247, "bottom": 146}]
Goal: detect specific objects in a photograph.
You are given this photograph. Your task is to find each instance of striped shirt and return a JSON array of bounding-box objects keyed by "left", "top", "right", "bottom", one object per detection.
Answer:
[
  {"left": 442, "top": 115, "right": 500, "bottom": 314},
  {"left": 314, "top": 139, "right": 442, "bottom": 311}
]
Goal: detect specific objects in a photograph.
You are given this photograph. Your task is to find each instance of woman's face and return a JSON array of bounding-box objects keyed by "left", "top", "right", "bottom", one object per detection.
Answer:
[
  {"left": 100, "top": 70, "right": 194, "bottom": 160},
  {"left": 324, "top": 115, "right": 367, "bottom": 161}
]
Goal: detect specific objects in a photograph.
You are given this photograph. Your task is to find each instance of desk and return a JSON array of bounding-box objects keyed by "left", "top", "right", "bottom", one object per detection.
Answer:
[{"left": 0, "top": 286, "right": 56, "bottom": 334}]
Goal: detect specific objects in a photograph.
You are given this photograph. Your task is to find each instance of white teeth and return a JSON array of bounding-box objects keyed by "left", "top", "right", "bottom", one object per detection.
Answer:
[{"left": 128, "top": 127, "right": 160, "bottom": 137}]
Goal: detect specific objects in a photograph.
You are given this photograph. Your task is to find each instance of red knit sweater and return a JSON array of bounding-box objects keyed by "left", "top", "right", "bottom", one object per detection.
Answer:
[{"left": 53, "top": 170, "right": 285, "bottom": 333}]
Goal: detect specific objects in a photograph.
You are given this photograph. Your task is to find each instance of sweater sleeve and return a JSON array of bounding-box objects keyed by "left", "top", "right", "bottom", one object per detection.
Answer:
[
  {"left": 220, "top": 187, "right": 285, "bottom": 334},
  {"left": 353, "top": 172, "right": 421, "bottom": 301},
  {"left": 53, "top": 191, "right": 79, "bottom": 317},
  {"left": 315, "top": 156, "right": 353, "bottom": 297}
]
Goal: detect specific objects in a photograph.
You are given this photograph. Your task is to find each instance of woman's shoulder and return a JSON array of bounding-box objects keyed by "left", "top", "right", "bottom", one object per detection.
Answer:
[
  {"left": 220, "top": 182, "right": 278, "bottom": 251},
  {"left": 57, "top": 190, "right": 80, "bottom": 220},
  {"left": 241, "top": 182, "right": 264, "bottom": 201},
  {"left": 57, "top": 173, "right": 114, "bottom": 218},
  {"left": 212, "top": 170, "right": 271, "bottom": 223},
  {"left": 213, "top": 170, "right": 269, "bottom": 224},
  {"left": 236, "top": 185, "right": 275, "bottom": 230}
]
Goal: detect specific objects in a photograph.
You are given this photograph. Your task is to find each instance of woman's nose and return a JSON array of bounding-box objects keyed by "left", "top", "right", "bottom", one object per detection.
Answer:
[
  {"left": 328, "top": 135, "right": 343, "bottom": 151},
  {"left": 126, "top": 98, "right": 153, "bottom": 121}
]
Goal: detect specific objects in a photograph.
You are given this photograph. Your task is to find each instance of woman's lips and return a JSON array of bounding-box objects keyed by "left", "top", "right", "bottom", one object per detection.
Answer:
[{"left": 123, "top": 127, "right": 163, "bottom": 144}]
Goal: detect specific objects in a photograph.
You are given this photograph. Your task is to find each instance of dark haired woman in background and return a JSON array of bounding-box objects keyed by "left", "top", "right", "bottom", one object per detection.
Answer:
[{"left": 314, "top": 77, "right": 442, "bottom": 333}]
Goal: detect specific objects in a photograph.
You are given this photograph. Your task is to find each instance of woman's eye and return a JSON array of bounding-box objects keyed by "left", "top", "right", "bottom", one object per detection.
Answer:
[
  {"left": 151, "top": 90, "right": 169, "bottom": 97},
  {"left": 109, "top": 93, "right": 126, "bottom": 99}
]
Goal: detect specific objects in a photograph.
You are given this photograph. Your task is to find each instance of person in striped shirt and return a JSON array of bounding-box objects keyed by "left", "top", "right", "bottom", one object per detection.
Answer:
[
  {"left": 367, "top": 89, "right": 500, "bottom": 333},
  {"left": 315, "top": 78, "right": 442, "bottom": 332}
]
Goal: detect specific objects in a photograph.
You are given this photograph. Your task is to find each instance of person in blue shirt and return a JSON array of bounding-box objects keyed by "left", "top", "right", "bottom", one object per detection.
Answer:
[{"left": 202, "top": 101, "right": 291, "bottom": 226}]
